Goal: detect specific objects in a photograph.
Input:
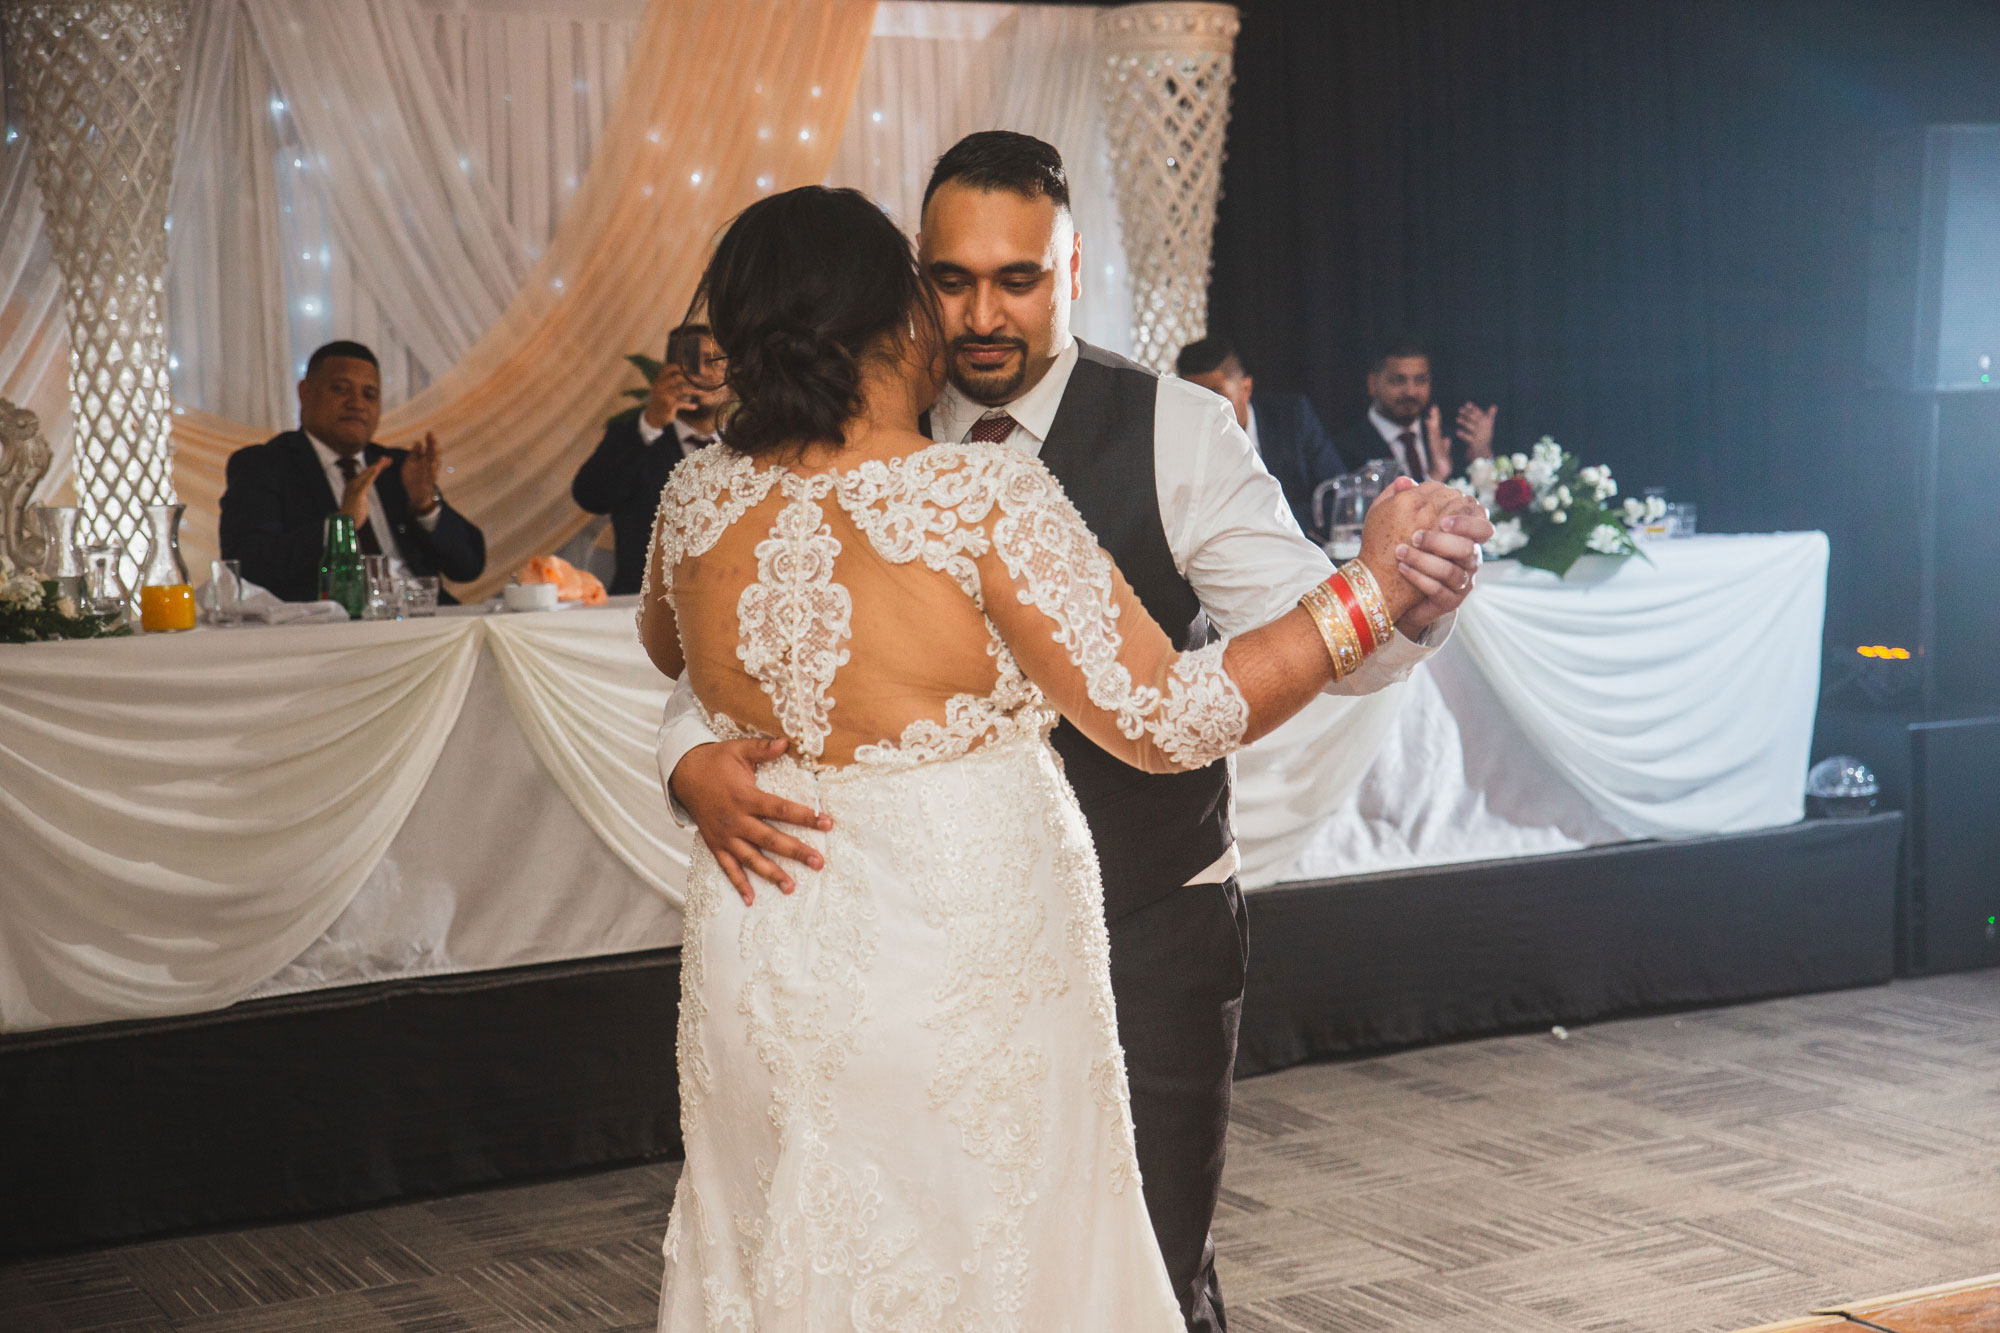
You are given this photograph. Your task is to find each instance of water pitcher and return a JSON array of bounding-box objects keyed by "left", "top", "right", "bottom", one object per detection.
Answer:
[{"left": 1312, "top": 475, "right": 1369, "bottom": 560}]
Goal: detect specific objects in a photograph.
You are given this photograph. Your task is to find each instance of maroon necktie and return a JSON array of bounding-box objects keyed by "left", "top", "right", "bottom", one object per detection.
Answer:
[
  {"left": 967, "top": 413, "right": 1018, "bottom": 444},
  {"left": 1398, "top": 429, "right": 1426, "bottom": 480},
  {"left": 337, "top": 456, "right": 384, "bottom": 555}
]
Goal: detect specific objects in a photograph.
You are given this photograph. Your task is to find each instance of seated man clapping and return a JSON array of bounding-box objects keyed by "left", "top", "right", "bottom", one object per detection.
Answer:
[{"left": 219, "top": 341, "right": 486, "bottom": 603}]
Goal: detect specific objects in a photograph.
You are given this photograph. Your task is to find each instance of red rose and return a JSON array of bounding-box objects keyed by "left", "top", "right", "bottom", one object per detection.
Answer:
[{"left": 1494, "top": 477, "right": 1534, "bottom": 512}]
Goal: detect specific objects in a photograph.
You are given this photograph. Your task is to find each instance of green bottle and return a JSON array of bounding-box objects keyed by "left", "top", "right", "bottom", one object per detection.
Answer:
[{"left": 319, "top": 514, "right": 365, "bottom": 619}]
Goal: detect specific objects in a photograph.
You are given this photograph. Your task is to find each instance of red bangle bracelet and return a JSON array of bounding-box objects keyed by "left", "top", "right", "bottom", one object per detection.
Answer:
[{"left": 1324, "top": 571, "right": 1378, "bottom": 654}]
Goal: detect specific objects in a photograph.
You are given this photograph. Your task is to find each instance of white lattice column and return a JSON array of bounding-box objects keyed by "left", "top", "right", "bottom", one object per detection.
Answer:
[
  {"left": 1098, "top": 3, "right": 1239, "bottom": 373},
  {"left": 4, "top": 2, "right": 188, "bottom": 565}
]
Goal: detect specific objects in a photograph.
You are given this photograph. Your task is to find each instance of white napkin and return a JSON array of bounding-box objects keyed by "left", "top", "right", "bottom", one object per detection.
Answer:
[{"left": 196, "top": 576, "right": 350, "bottom": 626}]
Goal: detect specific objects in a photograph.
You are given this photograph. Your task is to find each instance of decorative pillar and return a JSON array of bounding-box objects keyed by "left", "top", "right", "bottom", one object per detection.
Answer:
[
  {"left": 1097, "top": 2, "right": 1240, "bottom": 373},
  {"left": 3, "top": 1, "right": 188, "bottom": 570}
]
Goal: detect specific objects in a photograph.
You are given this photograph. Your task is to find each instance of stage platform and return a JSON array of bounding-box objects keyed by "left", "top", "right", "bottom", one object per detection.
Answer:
[{"left": 0, "top": 813, "right": 1904, "bottom": 1257}]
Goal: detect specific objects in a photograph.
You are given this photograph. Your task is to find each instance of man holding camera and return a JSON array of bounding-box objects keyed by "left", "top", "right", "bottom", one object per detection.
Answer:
[{"left": 571, "top": 323, "right": 733, "bottom": 595}]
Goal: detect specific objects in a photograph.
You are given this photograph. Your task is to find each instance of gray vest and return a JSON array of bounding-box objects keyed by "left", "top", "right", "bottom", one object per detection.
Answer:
[{"left": 1012, "top": 341, "right": 1236, "bottom": 920}]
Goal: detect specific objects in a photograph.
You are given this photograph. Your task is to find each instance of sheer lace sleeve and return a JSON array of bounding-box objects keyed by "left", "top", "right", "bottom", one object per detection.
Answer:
[
  {"left": 973, "top": 455, "right": 1249, "bottom": 773},
  {"left": 637, "top": 468, "right": 685, "bottom": 681}
]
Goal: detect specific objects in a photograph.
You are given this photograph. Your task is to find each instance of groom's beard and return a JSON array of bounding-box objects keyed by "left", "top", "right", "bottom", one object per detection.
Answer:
[{"left": 948, "top": 334, "right": 1031, "bottom": 405}]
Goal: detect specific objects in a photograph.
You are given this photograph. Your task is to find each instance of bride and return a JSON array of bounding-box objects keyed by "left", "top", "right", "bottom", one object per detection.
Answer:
[{"left": 639, "top": 185, "right": 1450, "bottom": 1330}]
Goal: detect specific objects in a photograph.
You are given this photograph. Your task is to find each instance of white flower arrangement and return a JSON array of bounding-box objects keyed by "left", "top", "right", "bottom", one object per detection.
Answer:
[
  {"left": 0, "top": 552, "right": 128, "bottom": 642},
  {"left": 1450, "top": 436, "right": 1656, "bottom": 576},
  {"left": 0, "top": 555, "right": 46, "bottom": 609}
]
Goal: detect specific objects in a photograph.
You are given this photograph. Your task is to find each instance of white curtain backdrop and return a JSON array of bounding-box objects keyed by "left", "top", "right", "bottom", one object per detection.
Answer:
[
  {"left": 0, "top": 105, "right": 72, "bottom": 501},
  {"left": 3, "top": 0, "right": 1128, "bottom": 464},
  {"left": 828, "top": 2, "right": 1134, "bottom": 355},
  {"left": 168, "top": 0, "right": 646, "bottom": 417}
]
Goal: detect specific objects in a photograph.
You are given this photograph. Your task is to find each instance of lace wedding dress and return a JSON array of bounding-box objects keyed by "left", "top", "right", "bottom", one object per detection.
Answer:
[{"left": 645, "top": 440, "right": 1252, "bottom": 1331}]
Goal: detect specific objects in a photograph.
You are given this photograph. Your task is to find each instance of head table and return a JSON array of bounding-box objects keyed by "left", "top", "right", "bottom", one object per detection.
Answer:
[{"left": 0, "top": 532, "right": 1826, "bottom": 1034}]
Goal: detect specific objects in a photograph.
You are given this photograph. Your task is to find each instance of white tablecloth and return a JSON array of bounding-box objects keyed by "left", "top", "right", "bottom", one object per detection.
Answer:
[{"left": 0, "top": 534, "right": 1827, "bottom": 1033}]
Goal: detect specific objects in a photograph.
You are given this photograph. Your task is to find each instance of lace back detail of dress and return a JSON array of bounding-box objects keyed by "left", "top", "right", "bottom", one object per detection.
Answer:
[
  {"left": 650, "top": 445, "right": 1054, "bottom": 773},
  {"left": 648, "top": 439, "right": 1247, "bottom": 777}
]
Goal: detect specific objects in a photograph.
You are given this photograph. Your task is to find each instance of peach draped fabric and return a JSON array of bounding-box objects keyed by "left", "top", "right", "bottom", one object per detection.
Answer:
[{"left": 168, "top": 0, "right": 878, "bottom": 599}]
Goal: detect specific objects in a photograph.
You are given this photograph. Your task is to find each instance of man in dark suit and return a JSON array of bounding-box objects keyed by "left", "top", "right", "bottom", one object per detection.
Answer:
[
  {"left": 1328, "top": 336, "right": 1498, "bottom": 481},
  {"left": 571, "top": 323, "right": 734, "bottom": 595},
  {"left": 1177, "top": 337, "right": 1343, "bottom": 541},
  {"left": 219, "top": 340, "right": 486, "bottom": 603}
]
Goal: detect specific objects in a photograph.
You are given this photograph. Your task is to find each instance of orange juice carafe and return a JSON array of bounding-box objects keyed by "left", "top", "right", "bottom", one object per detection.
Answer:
[{"left": 137, "top": 503, "right": 197, "bottom": 632}]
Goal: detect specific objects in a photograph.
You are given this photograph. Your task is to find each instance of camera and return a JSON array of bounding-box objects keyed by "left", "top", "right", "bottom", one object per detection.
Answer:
[{"left": 667, "top": 326, "right": 724, "bottom": 388}]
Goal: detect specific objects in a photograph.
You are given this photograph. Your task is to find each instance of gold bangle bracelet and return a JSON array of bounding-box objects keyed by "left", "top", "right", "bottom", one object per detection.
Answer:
[
  {"left": 1300, "top": 582, "right": 1362, "bottom": 679},
  {"left": 1339, "top": 560, "right": 1396, "bottom": 650}
]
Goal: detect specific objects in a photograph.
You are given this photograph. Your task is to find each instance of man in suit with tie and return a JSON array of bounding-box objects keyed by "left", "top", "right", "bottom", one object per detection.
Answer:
[
  {"left": 219, "top": 340, "right": 486, "bottom": 603},
  {"left": 1176, "top": 336, "right": 1343, "bottom": 541},
  {"left": 1327, "top": 337, "right": 1498, "bottom": 482},
  {"left": 571, "top": 323, "right": 732, "bottom": 595}
]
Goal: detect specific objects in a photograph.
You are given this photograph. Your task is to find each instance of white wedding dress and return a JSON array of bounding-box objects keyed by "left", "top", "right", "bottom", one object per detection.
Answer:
[{"left": 644, "top": 440, "right": 1252, "bottom": 1331}]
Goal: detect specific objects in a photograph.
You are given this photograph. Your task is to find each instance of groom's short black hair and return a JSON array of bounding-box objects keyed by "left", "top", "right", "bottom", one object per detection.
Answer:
[{"left": 922, "top": 131, "right": 1070, "bottom": 216}]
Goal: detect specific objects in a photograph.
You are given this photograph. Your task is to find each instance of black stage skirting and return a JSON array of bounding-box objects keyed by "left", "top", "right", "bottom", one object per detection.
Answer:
[
  {"left": 0, "top": 813, "right": 1903, "bottom": 1257},
  {"left": 1234, "top": 812, "right": 1904, "bottom": 1075}
]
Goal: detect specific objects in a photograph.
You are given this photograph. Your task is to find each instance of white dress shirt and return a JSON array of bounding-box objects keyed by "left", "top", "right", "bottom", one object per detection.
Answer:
[
  {"left": 1243, "top": 402, "right": 1260, "bottom": 452},
  {"left": 1368, "top": 405, "right": 1430, "bottom": 479},
  {"left": 656, "top": 337, "right": 1450, "bottom": 885},
  {"left": 307, "top": 432, "right": 438, "bottom": 570},
  {"left": 637, "top": 415, "right": 719, "bottom": 457}
]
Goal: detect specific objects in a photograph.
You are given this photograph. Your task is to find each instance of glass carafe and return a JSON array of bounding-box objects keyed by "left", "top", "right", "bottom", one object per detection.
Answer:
[
  {"left": 79, "top": 541, "right": 130, "bottom": 621},
  {"left": 137, "top": 503, "right": 196, "bottom": 632},
  {"left": 32, "top": 506, "right": 87, "bottom": 601},
  {"left": 1312, "top": 474, "right": 1369, "bottom": 560}
]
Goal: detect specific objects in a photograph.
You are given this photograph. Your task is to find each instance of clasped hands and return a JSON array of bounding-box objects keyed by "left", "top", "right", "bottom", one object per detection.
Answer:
[{"left": 1366, "top": 476, "right": 1492, "bottom": 635}]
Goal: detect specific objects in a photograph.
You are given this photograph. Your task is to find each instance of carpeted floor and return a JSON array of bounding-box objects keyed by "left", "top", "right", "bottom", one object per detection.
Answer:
[{"left": 5, "top": 971, "right": 1998, "bottom": 1332}]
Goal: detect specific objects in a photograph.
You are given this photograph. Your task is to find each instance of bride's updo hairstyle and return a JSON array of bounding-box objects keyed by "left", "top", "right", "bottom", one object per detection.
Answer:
[{"left": 695, "top": 185, "right": 940, "bottom": 458}]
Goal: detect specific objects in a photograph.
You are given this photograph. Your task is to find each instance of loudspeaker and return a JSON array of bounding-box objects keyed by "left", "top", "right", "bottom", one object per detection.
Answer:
[
  {"left": 1865, "top": 125, "right": 2000, "bottom": 393},
  {"left": 1904, "top": 714, "right": 2000, "bottom": 976}
]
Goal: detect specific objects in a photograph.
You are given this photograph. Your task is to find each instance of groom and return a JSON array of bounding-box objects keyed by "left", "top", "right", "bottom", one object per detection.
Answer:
[{"left": 659, "top": 132, "right": 1490, "bottom": 1330}]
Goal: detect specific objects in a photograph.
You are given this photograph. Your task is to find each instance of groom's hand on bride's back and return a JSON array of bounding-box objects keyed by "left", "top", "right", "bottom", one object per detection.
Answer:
[{"left": 669, "top": 738, "right": 833, "bottom": 906}]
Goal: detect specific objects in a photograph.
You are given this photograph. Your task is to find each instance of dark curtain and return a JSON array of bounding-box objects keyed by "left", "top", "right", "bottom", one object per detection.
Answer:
[{"left": 1210, "top": 0, "right": 2000, "bottom": 670}]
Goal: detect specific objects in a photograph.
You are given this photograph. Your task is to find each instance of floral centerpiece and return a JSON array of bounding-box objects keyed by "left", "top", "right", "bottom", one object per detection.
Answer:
[
  {"left": 1450, "top": 437, "right": 1665, "bottom": 577},
  {"left": 0, "top": 554, "right": 130, "bottom": 643}
]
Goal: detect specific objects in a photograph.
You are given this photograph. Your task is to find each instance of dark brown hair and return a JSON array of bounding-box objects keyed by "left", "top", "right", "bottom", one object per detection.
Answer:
[{"left": 694, "top": 186, "right": 940, "bottom": 456}]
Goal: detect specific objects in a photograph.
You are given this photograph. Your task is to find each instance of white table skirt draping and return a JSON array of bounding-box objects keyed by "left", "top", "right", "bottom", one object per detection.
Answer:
[
  {"left": 1242, "top": 532, "right": 1830, "bottom": 884},
  {"left": 0, "top": 606, "right": 691, "bottom": 1033},
  {"left": 0, "top": 534, "right": 1827, "bottom": 1033}
]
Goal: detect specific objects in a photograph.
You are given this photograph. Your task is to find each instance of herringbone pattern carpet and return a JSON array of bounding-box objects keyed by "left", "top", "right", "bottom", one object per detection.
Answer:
[{"left": 6, "top": 971, "right": 1998, "bottom": 1332}]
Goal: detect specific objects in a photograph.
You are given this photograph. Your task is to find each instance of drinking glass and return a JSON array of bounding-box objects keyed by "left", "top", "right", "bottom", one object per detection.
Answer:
[
  {"left": 1666, "top": 502, "right": 1697, "bottom": 537},
  {"left": 79, "top": 542, "right": 129, "bottom": 620},
  {"left": 360, "top": 554, "right": 399, "bottom": 620},
  {"left": 210, "top": 558, "right": 245, "bottom": 626},
  {"left": 399, "top": 575, "right": 440, "bottom": 618},
  {"left": 32, "top": 506, "right": 86, "bottom": 602},
  {"left": 1641, "top": 486, "right": 1672, "bottom": 539}
]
